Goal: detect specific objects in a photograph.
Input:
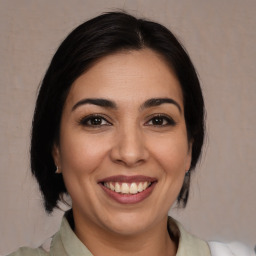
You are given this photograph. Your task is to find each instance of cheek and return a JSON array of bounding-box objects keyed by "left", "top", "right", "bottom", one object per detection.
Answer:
[
  {"left": 58, "top": 134, "right": 111, "bottom": 206},
  {"left": 149, "top": 133, "right": 190, "bottom": 173},
  {"left": 59, "top": 133, "right": 110, "bottom": 177},
  {"left": 146, "top": 135, "right": 190, "bottom": 212}
]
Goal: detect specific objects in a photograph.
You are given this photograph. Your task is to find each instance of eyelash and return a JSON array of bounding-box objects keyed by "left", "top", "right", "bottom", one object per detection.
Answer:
[
  {"left": 145, "top": 114, "right": 176, "bottom": 127},
  {"left": 78, "top": 114, "right": 176, "bottom": 127},
  {"left": 78, "top": 114, "right": 112, "bottom": 127}
]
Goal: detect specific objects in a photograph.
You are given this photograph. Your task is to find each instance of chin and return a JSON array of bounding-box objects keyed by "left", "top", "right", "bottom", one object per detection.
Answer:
[{"left": 100, "top": 211, "right": 156, "bottom": 236}]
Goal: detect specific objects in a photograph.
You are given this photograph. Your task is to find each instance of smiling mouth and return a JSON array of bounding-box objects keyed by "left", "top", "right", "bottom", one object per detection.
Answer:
[
  {"left": 103, "top": 181, "right": 152, "bottom": 194},
  {"left": 98, "top": 175, "right": 157, "bottom": 204}
]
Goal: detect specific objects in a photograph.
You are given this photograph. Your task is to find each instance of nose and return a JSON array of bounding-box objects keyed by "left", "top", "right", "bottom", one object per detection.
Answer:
[{"left": 110, "top": 125, "right": 149, "bottom": 167}]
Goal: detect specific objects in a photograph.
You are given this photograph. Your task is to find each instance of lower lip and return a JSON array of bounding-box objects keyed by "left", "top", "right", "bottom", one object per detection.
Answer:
[{"left": 99, "top": 182, "right": 157, "bottom": 204}]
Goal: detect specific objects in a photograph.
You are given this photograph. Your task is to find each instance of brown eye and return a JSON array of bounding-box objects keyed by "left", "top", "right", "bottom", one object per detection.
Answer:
[
  {"left": 89, "top": 117, "right": 104, "bottom": 125},
  {"left": 145, "top": 115, "right": 176, "bottom": 126},
  {"left": 151, "top": 116, "right": 165, "bottom": 125},
  {"left": 79, "top": 115, "right": 111, "bottom": 127}
]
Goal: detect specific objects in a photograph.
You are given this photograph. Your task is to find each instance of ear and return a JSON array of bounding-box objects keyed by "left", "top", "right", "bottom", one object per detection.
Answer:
[
  {"left": 185, "top": 141, "right": 193, "bottom": 172},
  {"left": 52, "top": 143, "right": 61, "bottom": 170}
]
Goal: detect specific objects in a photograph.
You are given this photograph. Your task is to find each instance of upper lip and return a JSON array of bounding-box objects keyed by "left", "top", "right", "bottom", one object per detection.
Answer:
[{"left": 98, "top": 175, "right": 157, "bottom": 183}]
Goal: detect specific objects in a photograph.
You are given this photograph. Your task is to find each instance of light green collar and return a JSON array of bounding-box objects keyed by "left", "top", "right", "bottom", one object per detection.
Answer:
[{"left": 49, "top": 213, "right": 211, "bottom": 256}]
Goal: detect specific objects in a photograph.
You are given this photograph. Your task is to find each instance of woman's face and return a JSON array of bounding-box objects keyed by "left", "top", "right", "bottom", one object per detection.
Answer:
[{"left": 53, "top": 49, "right": 192, "bottom": 236}]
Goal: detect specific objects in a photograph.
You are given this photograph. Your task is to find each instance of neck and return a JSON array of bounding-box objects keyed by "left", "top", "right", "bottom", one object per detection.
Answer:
[{"left": 72, "top": 212, "right": 177, "bottom": 256}]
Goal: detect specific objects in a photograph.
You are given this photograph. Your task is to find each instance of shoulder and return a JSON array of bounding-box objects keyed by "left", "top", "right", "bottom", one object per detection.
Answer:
[
  {"left": 7, "top": 247, "right": 48, "bottom": 256},
  {"left": 209, "top": 241, "right": 255, "bottom": 256},
  {"left": 169, "top": 217, "right": 255, "bottom": 256},
  {"left": 169, "top": 217, "right": 211, "bottom": 256}
]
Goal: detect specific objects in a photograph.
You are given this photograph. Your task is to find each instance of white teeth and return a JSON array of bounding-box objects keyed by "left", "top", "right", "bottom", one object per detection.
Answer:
[
  {"left": 115, "top": 183, "right": 121, "bottom": 193},
  {"left": 142, "top": 182, "right": 148, "bottom": 190},
  {"left": 129, "top": 183, "right": 138, "bottom": 194},
  {"left": 137, "top": 182, "right": 143, "bottom": 192},
  {"left": 121, "top": 183, "right": 129, "bottom": 193},
  {"left": 110, "top": 182, "right": 115, "bottom": 191},
  {"left": 104, "top": 181, "right": 151, "bottom": 194}
]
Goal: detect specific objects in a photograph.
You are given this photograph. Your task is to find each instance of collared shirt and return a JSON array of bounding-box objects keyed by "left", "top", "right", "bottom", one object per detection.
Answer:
[{"left": 8, "top": 214, "right": 211, "bottom": 256}]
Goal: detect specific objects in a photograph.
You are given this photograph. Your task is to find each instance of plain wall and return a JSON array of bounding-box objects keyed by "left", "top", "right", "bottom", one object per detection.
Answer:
[{"left": 0, "top": 0, "right": 255, "bottom": 255}]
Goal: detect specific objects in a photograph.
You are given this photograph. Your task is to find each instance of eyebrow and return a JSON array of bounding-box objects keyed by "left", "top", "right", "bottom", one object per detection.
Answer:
[
  {"left": 72, "top": 98, "right": 117, "bottom": 111},
  {"left": 72, "top": 97, "right": 181, "bottom": 113},
  {"left": 141, "top": 98, "right": 182, "bottom": 113}
]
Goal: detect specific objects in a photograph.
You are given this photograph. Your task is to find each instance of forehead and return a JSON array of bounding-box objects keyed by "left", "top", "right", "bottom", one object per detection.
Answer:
[{"left": 66, "top": 49, "right": 183, "bottom": 108}]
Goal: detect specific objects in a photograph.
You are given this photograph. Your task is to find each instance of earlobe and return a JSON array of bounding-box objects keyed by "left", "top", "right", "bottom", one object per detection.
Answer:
[
  {"left": 55, "top": 166, "right": 61, "bottom": 174},
  {"left": 52, "top": 144, "right": 61, "bottom": 170}
]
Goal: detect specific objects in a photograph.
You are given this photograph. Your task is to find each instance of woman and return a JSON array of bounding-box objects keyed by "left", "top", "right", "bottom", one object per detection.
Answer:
[{"left": 9, "top": 12, "right": 254, "bottom": 256}]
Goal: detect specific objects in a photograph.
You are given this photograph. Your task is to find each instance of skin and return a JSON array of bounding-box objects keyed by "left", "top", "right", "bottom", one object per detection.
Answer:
[{"left": 53, "top": 49, "right": 192, "bottom": 256}]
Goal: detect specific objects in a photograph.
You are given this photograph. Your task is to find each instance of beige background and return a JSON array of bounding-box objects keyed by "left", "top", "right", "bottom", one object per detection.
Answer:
[{"left": 0, "top": 0, "right": 255, "bottom": 255}]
